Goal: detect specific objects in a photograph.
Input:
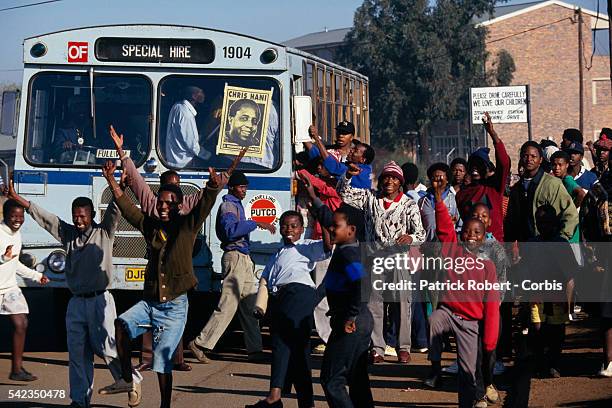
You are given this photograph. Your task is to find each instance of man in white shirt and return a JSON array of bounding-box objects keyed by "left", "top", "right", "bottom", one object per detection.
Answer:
[{"left": 165, "top": 86, "right": 212, "bottom": 168}]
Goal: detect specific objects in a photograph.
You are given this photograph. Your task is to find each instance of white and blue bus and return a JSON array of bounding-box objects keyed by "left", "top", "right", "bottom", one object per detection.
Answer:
[{"left": 7, "top": 24, "right": 369, "bottom": 294}]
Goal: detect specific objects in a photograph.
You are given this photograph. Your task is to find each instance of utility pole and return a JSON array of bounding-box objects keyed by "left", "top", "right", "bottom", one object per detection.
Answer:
[{"left": 578, "top": 8, "right": 585, "bottom": 135}]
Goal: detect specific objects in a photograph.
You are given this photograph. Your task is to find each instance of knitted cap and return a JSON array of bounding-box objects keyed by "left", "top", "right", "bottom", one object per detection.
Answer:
[
  {"left": 228, "top": 171, "right": 249, "bottom": 187},
  {"left": 595, "top": 132, "right": 612, "bottom": 151},
  {"left": 595, "top": 135, "right": 612, "bottom": 150},
  {"left": 469, "top": 147, "right": 492, "bottom": 166},
  {"left": 380, "top": 161, "right": 405, "bottom": 184}
]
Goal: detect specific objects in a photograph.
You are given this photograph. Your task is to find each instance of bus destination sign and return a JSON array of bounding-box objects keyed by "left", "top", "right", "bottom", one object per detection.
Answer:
[{"left": 95, "top": 37, "right": 215, "bottom": 64}]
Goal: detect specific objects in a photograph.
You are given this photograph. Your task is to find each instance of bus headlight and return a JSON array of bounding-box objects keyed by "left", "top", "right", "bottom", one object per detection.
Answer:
[
  {"left": 35, "top": 263, "right": 46, "bottom": 274},
  {"left": 47, "top": 250, "right": 67, "bottom": 273},
  {"left": 260, "top": 48, "right": 277, "bottom": 64},
  {"left": 30, "top": 42, "right": 47, "bottom": 58}
]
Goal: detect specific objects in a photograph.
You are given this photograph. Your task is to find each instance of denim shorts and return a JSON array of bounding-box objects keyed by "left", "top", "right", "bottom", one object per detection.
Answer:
[{"left": 119, "top": 293, "right": 188, "bottom": 373}]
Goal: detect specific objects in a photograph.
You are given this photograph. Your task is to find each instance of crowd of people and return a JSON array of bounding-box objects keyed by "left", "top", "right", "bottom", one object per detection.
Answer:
[{"left": 0, "top": 115, "right": 611, "bottom": 408}]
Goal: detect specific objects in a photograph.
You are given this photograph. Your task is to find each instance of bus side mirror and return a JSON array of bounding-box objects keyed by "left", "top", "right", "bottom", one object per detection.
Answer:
[
  {"left": 1, "top": 90, "right": 19, "bottom": 137},
  {"left": 292, "top": 95, "right": 312, "bottom": 153}
]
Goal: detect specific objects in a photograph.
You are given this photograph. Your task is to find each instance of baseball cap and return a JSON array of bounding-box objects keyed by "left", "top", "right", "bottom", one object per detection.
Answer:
[
  {"left": 335, "top": 121, "right": 355, "bottom": 135},
  {"left": 563, "top": 142, "right": 584, "bottom": 155}
]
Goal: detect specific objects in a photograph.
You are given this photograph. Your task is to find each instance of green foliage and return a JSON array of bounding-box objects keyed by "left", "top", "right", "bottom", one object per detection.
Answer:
[{"left": 338, "top": 0, "right": 497, "bottom": 159}]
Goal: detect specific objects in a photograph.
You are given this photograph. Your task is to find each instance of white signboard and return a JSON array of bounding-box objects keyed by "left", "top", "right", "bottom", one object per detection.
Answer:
[{"left": 470, "top": 85, "right": 528, "bottom": 124}]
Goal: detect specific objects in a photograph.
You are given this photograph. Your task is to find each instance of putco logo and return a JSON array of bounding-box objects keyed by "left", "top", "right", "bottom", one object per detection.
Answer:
[{"left": 246, "top": 194, "right": 281, "bottom": 228}]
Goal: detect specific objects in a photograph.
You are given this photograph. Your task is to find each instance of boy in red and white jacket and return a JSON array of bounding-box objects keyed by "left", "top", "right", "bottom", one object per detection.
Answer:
[{"left": 424, "top": 178, "right": 500, "bottom": 408}]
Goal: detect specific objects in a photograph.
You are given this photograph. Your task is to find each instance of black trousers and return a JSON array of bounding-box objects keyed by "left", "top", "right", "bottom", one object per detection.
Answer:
[
  {"left": 475, "top": 318, "right": 501, "bottom": 399},
  {"left": 269, "top": 283, "right": 316, "bottom": 408},
  {"left": 321, "top": 305, "right": 374, "bottom": 408}
]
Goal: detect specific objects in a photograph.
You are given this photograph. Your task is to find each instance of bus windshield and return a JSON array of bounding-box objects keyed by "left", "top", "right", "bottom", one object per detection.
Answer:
[
  {"left": 158, "top": 75, "right": 281, "bottom": 171},
  {"left": 25, "top": 72, "right": 152, "bottom": 167}
]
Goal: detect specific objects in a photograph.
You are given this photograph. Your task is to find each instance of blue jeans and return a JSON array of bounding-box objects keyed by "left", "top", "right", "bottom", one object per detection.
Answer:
[{"left": 119, "top": 294, "right": 188, "bottom": 374}]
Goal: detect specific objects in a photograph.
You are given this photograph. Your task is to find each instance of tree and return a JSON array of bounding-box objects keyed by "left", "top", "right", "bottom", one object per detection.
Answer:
[
  {"left": 339, "top": 0, "right": 498, "bottom": 164},
  {"left": 489, "top": 49, "right": 516, "bottom": 86}
]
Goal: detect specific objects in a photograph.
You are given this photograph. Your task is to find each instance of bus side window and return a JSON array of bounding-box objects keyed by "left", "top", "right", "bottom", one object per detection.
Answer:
[{"left": 316, "top": 66, "right": 324, "bottom": 141}]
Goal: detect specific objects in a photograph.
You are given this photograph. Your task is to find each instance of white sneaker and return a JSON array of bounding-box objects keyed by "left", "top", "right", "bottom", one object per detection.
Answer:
[
  {"left": 485, "top": 384, "right": 499, "bottom": 403},
  {"left": 493, "top": 360, "right": 506, "bottom": 375},
  {"left": 313, "top": 344, "right": 326, "bottom": 355},
  {"left": 598, "top": 362, "right": 612, "bottom": 377},
  {"left": 474, "top": 398, "right": 488, "bottom": 408},
  {"left": 384, "top": 345, "right": 397, "bottom": 357},
  {"left": 442, "top": 360, "right": 458, "bottom": 374},
  {"left": 98, "top": 378, "right": 134, "bottom": 395},
  {"left": 128, "top": 380, "right": 141, "bottom": 407}
]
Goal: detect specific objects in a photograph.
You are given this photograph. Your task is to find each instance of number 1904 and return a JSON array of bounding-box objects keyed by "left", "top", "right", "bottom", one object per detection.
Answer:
[{"left": 223, "top": 46, "right": 251, "bottom": 59}]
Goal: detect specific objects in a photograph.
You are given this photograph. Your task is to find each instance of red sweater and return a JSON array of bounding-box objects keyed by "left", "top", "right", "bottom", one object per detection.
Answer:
[
  {"left": 435, "top": 200, "right": 500, "bottom": 352},
  {"left": 456, "top": 140, "right": 510, "bottom": 242},
  {"left": 298, "top": 169, "right": 342, "bottom": 239}
]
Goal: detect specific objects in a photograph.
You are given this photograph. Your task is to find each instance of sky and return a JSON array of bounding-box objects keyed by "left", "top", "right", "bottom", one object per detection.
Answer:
[{"left": 0, "top": 0, "right": 608, "bottom": 85}]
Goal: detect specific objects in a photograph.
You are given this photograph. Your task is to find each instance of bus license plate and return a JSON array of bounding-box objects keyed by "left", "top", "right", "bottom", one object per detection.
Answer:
[{"left": 125, "top": 267, "right": 145, "bottom": 282}]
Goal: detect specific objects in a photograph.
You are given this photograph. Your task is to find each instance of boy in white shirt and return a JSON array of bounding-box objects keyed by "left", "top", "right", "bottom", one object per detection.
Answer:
[{"left": 0, "top": 199, "right": 48, "bottom": 381}]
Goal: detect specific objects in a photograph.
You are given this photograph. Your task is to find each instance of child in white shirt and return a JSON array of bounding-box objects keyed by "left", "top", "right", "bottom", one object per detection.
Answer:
[{"left": 0, "top": 199, "right": 48, "bottom": 381}]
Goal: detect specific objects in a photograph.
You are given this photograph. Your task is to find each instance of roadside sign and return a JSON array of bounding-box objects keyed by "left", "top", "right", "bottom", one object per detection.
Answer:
[{"left": 470, "top": 85, "right": 528, "bottom": 124}]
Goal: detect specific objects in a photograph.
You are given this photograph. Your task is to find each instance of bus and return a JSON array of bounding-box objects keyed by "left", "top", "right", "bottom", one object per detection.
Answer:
[{"left": 6, "top": 24, "right": 369, "bottom": 294}]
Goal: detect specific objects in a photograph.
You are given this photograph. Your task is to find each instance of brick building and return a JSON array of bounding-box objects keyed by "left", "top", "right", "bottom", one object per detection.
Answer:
[{"left": 285, "top": 1, "right": 612, "bottom": 166}]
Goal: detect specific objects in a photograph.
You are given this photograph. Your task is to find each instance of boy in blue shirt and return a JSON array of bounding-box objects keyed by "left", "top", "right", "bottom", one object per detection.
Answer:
[{"left": 246, "top": 210, "right": 330, "bottom": 408}]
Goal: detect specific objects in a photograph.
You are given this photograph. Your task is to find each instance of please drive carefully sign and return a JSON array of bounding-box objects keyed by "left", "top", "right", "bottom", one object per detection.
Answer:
[{"left": 470, "top": 85, "right": 528, "bottom": 124}]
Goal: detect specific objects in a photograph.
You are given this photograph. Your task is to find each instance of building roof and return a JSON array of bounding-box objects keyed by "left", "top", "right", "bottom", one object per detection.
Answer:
[
  {"left": 283, "top": 27, "right": 351, "bottom": 49},
  {"left": 283, "top": 1, "right": 609, "bottom": 48},
  {"left": 479, "top": 1, "right": 608, "bottom": 28},
  {"left": 474, "top": 0, "right": 547, "bottom": 24}
]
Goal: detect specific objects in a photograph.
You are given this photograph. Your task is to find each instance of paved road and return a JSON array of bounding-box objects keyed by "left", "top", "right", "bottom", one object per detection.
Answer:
[
  {"left": 1, "top": 290, "right": 611, "bottom": 407},
  {"left": 1, "top": 345, "right": 612, "bottom": 408}
]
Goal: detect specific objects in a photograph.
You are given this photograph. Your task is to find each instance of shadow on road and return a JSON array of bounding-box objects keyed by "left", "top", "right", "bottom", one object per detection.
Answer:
[
  {"left": 0, "top": 354, "right": 107, "bottom": 370},
  {"left": 0, "top": 404, "right": 120, "bottom": 408}
]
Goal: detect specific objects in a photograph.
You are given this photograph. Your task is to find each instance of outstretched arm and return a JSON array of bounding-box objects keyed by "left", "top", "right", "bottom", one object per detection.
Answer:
[
  {"left": 483, "top": 113, "right": 510, "bottom": 193},
  {"left": 4, "top": 178, "right": 30, "bottom": 211},
  {"left": 5, "top": 179, "right": 67, "bottom": 244},
  {"left": 310, "top": 125, "right": 330, "bottom": 161},
  {"left": 110, "top": 125, "right": 158, "bottom": 215},
  {"left": 102, "top": 160, "right": 145, "bottom": 233},
  {"left": 433, "top": 179, "right": 457, "bottom": 244},
  {"left": 297, "top": 171, "right": 333, "bottom": 252},
  {"left": 189, "top": 150, "right": 256, "bottom": 232}
]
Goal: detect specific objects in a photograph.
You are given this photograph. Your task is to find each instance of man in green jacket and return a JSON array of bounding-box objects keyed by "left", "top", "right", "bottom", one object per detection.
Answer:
[
  {"left": 505, "top": 141, "right": 579, "bottom": 244},
  {"left": 97, "top": 158, "right": 233, "bottom": 408}
]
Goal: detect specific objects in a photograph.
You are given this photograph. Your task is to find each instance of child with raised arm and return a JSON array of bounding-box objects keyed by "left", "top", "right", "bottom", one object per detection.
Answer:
[
  {"left": 425, "top": 178, "right": 500, "bottom": 408},
  {"left": 0, "top": 199, "right": 48, "bottom": 382},
  {"left": 456, "top": 112, "right": 511, "bottom": 242}
]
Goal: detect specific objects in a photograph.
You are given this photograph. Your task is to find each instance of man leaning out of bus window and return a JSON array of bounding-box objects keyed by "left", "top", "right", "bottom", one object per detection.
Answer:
[{"left": 4, "top": 178, "right": 143, "bottom": 408}]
